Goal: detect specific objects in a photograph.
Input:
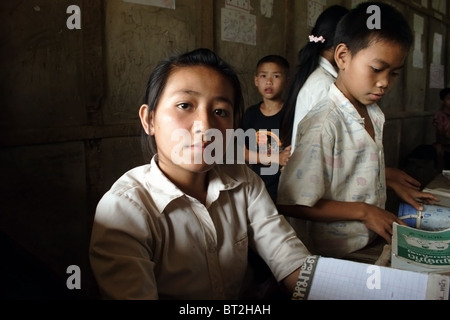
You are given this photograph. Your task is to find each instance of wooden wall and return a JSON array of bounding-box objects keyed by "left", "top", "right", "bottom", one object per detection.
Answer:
[{"left": 0, "top": 0, "right": 449, "bottom": 299}]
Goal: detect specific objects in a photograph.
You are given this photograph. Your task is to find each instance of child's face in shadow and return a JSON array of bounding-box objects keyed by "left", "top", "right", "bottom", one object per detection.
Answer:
[
  {"left": 442, "top": 93, "right": 450, "bottom": 111},
  {"left": 254, "top": 62, "right": 288, "bottom": 101},
  {"left": 142, "top": 65, "right": 235, "bottom": 175},
  {"left": 335, "top": 40, "right": 408, "bottom": 109}
]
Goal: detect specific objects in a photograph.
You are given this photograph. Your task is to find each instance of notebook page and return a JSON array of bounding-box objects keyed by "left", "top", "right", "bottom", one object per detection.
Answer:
[{"left": 308, "top": 257, "right": 429, "bottom": 300}]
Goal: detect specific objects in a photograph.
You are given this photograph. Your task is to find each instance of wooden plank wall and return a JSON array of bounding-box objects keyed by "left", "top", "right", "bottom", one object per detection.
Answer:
[{"left": 0, "top": 0, "right": 449, "bottom": 299}]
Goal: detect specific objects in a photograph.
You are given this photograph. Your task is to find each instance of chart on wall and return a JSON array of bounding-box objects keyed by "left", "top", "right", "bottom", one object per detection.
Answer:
[
  {"left": 307, "top": 0, "right": 325, "bottom": 28},
  {"left": 222, "top": 0, "right": 256, "bottom": 46},
  {"left": 123, "top": 0, "right": 175, "bottom": 9}
]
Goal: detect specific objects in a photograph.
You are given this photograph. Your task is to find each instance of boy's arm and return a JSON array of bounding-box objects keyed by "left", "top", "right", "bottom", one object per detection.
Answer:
[
  {"left": 277, "top": 199, "right": 406, "bottom": 244},
  {"left": 244, "top": 146, "right": 270, "bottom": 165},
  {"left": 244, "top": 145, "right": 291, "bottom": 166}
]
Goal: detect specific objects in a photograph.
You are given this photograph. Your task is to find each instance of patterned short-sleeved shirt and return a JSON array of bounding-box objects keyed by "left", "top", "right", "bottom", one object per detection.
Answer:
[{"left": 278, "top": 84, "right": 386, "bottom": 257}]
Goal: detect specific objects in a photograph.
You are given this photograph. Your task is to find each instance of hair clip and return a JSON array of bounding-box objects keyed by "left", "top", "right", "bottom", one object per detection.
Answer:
[{"left": 309, "top": 35, "right": 325, "bottom": 43}]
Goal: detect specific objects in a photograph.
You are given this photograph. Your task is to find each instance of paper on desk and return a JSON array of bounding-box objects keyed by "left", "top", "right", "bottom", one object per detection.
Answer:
[{"left": 299, "top": 256, "right": 449, "bottom": 300}]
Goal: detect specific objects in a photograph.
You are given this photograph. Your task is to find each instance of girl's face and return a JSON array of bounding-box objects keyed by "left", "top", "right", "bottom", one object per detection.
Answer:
[
  {"left": 140, "top": 65, "right": 235, "bottom": 176},
  {"left": 335, "top": 40, "right": 408, "bottom": 109}
]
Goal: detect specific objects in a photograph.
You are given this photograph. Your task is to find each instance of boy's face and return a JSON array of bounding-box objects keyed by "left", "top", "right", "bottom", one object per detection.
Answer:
[
  {"left": 254, "top": 62, "right": 287, "bottom": 101},
  {"left": 335, "top": 40, "right": 408, "bottom": 109},
  {"left": 443, "top": 93, "right": 450, "bottom": 110}
]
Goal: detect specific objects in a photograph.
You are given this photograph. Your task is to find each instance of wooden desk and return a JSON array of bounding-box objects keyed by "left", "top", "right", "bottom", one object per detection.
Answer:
[{"left": 343, "top": 236, "right": 387, "bottom": 265}]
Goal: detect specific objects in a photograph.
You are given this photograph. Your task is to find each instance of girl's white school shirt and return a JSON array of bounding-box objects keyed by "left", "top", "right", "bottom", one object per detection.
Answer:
[
  {"left": 90, "top": 156, "right": 309, "bottom": 300},
  {"left": 290, "top": 56, "right": 338, "bottom": 152}
]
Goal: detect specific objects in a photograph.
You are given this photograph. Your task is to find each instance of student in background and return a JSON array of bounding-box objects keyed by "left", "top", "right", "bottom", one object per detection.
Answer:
[
  {"left": 277, "top": 2, "right": 438, "bottom": 258},
  {"left": 279, "top": 5, "right": 349, "bottom": 151},
  {"left": 242, "top": 54, "right": 291, "bottom": 203},
  {"left": 276, "top": 5, "right": 347, "bottom": 249},
  {"left": 89, "top": 48, "right": 310, "bottom": 300},
  {"left": 433, "top": 87, "right": 450, "bottom": 171}
]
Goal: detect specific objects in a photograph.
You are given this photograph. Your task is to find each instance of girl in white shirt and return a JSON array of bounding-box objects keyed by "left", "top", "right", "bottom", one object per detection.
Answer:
[
  {"left": 279, "top": 5, "right": 348, "bottom": 151},
  {"left": 89, "top": 48, "right": 310, "bottom": 300}
]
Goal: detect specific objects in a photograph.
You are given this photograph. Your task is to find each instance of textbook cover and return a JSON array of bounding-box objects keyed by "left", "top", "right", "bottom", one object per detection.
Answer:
[
  {"left": 391, "top": 222, "right": 450, "bottom": 275},
  {"left": 397, "top": 202, "right": 450, "bottom": 231}
]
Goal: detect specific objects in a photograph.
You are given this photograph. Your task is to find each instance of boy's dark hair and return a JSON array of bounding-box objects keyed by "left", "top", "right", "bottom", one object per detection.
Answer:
[
  {"left": 334, "top": 2, "right": 413, "bottom": 56},
  {"left": 440, "top": 88, "right": 450, "bottom": 101},
  {"left": 256, "top": 54, "right": 290, "bottom": 75},
  {"left": 141, "top": 48, "right": 244, "bottom": 160}
]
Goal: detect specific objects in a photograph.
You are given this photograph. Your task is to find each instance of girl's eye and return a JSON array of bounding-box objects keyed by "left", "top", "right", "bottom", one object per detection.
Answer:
[
  {"left": 176, "top": 102, "right": 191, "bottom": 110},
  {"left": 214, "top": 109, "right": 229, "bottom": 118}
]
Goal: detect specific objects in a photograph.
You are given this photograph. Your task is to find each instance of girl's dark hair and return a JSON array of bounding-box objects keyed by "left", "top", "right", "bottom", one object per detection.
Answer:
[
  {"left": 140, "top": 48, "right": 244, "bottom": 160},
  {"left": 333, "top": 2, "right": 414, "bottom": 57},
  {"left": 279, "top": 5, "right": 349, "bottom": 147}
]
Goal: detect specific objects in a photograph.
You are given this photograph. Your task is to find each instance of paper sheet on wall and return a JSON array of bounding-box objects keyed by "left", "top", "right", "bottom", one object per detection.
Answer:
[
  {"left": 430, "top": 64, "right": 445, "bottom": 89},
  {"left": 260, "top": 0, "right": 273, "bottom": 18},
  {"left": 431, "top": 0, "right": 447, "bottom": 14},
  {"left": 413, "top": 14, "right": 424, "bottom": 69},
  {"left": 221, "top": 8, "right": 256, "bottom": 46},
  {"left": 432, "top": 33, "right": 443, "bottom": 65},
  {"left": 307, "top": 0, "right": 325, "bottom": 28},
  {"left": 123, "top": 0, "right": 175, "bottom": 9},
  {"left": 225, "top": 0, "right": 251, "bottom": 12}
]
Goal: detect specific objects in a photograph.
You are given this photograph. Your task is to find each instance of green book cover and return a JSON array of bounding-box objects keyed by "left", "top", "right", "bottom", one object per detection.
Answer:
[{"left": 392, "top": 223, "right": 450, "bottom": 274}]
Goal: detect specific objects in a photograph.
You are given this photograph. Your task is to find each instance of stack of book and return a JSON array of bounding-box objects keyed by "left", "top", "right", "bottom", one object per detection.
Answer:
[{"left": 392, "top": 172, "right": 450, "bottom": 275}]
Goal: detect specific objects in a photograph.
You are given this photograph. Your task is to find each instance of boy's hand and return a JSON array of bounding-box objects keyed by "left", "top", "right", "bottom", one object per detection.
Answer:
[
  {"left": 385, "top": 167, "right": 420, "bottom": 189},
  {"left": 278, "top": 145, "right": 291, "bottom": 167},
  {"left": 363, "top": 204, "right": 406, "bottom": 244}
]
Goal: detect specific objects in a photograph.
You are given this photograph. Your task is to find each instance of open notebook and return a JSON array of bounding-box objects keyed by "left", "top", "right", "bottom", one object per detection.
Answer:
[{"left": 292, "top": 255, "right": 449, "bottom": 300}]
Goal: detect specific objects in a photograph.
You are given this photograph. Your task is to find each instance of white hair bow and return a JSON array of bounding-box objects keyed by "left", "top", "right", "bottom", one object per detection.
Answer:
[{"left": 309, "top": 35, "right": 325, "bottom": 43}]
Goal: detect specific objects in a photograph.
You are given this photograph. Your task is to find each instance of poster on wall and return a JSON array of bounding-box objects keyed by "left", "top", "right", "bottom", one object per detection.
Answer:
[
  {"left": 307, "top": 0, "right": 325, "bottom": 28},
  {"left": 225, "top": 0, "right": 250, "bottom": 12},
  {"left": 431, "top": 0, "right": 447, "bottom": 14},
  {"left": 260, "top": 0, "right": 274, "bottom": 18},
  {"left": 412, "top": 14, "right": 424, "bottom": 69},
  {"left": 221, "top": 8, "right": 256, "bottom": 46},
  {"left": 123, "top": 0, "right": 175, "bottom": 10},
  {"left": 430, "top": 33, "right": 444, "bottom": 89}
]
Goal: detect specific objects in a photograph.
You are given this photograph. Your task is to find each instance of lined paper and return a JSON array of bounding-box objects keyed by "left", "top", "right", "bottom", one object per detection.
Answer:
[{"left": 308, "top": 257, "right": 430, "bottom": 300}]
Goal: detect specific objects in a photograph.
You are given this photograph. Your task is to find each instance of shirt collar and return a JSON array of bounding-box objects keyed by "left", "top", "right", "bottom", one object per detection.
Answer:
[
  {"left": 145, "top": 156, "right": 243, "bottom": 213},
  {"left": 318, "top": 56, "right": 338, "bottom": 79},
  {"left": 329, "top": 83, "right": 364, "bottom": 127},
  {"left": 328, "top": 83, "right": 382, "bottom": 126}
]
